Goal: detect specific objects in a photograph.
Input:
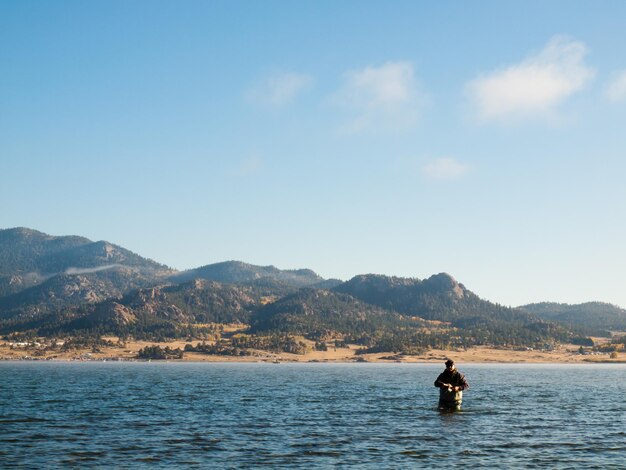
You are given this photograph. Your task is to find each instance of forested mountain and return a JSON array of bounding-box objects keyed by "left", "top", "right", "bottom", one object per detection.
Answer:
[
  {"left": 0, "top": 227, "right": 168, "bottom": 275},
  {"left": 0, "top": 268, "right": 167, "bottom": 325},
  {"left": 519, "top": 302, "right": 626, "bottom": 335},
  {"left": 2, "top": 277, "right": 261, "bottom": 338},
  {"left": 172, "top": 260, "right": 341, "bottom": 289},
  {"left": 35, "top": 279, "right": 262, "bottom": 339},
  {"left": 0, "top": 227, "right": 172, "bottom": 298},
  {"left": 0, "top": 227, "right": 619, "bottom": 351},
  {"left": 0, "top": 228, "right": 90, "bottom": 296},
  {"left": 250, "top": 288, "right": 430, "bottom": 337},
  {"left": 334, "top": 273, "right": 468, "bottom": 318},
  {"left": 333, "top": 273, "right": 571, "bottom": 345},
  {"left": 0, "top": 227, "right": 91, "bottom": 272}
]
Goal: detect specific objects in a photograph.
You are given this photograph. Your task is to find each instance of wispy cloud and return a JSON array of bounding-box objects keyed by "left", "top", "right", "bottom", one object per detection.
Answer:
[
  {"left": 247, "top": 72, "right": 314, "bottom": 107},
  {"left": 65, "top": 264, "right": 122, "bottom": 275},
  {"left": 605, "top": 70, "right": 626, "bottom": 102},
  {"left": 467, "top": 36, "right": 595, "bottom": 122},
  {"left": 422, "top": 157, "right": 469, "bottom": 181},
  {"left": 332, "top": 61, "right": 424, "bottom": 133}
]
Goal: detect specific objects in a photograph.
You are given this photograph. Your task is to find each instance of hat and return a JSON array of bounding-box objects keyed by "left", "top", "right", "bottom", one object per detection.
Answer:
[{"left": 445, "top": 359, "right": 454, "bottom": 366}]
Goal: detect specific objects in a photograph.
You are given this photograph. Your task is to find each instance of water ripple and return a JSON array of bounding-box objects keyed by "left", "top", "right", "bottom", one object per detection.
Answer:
[{"left": 1, "top": 362, "right": 625, "bottom": 468}]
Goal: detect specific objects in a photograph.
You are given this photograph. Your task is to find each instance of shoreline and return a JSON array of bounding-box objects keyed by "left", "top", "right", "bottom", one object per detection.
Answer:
[
  {"left": 1, "top": 340, "right": 623, "bottom": 364},
  {"left": 2, "top": 358, "right": 625, "bottom": 364}
]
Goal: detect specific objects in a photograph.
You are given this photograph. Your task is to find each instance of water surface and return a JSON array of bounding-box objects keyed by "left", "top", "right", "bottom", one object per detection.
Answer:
[{"left": 1, "top": 362, "right": 625, "bottom": 468}]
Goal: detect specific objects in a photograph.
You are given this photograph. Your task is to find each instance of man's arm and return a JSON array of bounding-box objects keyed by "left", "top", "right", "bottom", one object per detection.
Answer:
[
  {"left": 454, "top": 374, "right": 469, "bottom": 391},
  {"left": 434, "top": 373, "right": 451, "bottom": 388}
]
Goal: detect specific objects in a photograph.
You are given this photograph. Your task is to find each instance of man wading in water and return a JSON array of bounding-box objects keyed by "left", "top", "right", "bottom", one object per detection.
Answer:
[{"left": 434, "top": 359, "right": 469, "bottom": 411}]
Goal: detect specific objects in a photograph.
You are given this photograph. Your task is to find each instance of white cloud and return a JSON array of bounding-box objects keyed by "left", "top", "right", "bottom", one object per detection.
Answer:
[
  {"left": 422, "top": 157, "right": 468, "bottom": 181},
  {"left": 605, "top": 71, "right": 626, "bottom": 102},
  {"left": 332, "top": 61, "right": 424, "bottom": 133},
  {"left": 248, "top": 72, "right": 313, "bottom": 107},
  {"left": 467, "top": 36, "right": 595, "bottom": 121}
]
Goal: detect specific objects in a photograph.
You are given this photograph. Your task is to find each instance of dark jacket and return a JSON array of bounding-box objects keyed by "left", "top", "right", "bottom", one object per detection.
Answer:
[
  {"left": 434, "top": 369, "right": 469, "bottom": 390},
  {"left": 435, "top": 369, "right": 469, "bottom": 405}
]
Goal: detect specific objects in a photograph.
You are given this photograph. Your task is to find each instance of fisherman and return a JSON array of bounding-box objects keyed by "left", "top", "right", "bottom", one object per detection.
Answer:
[{"left": 434, "top": 359, "right": 469, "bottom": 411}]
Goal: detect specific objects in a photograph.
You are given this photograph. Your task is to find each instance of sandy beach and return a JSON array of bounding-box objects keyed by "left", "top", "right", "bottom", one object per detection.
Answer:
[{"left": 1, "top": 337, "right": 623, "bottom": 363}]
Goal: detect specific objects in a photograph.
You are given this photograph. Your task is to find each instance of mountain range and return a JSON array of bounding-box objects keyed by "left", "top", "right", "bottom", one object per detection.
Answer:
[
  {"left": 1, "top": 227, "right": 624, "bottom": 351},
  {"left": 519, "top": 302, "right": 626, "bottom": 336}
]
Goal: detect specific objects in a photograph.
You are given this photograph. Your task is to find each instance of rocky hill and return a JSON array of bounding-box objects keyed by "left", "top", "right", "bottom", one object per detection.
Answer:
[
  {"left": 0, "top": 227, "right": 608, "bottom": 351},
  {"left": 0, "top": 227, "right": 91, "bottom": 271},
  {"left": 333, "top": 273, "right": 570, "bottom": 346},
  {"left": 171, "top": 260, "right": 341, "bottom": 289},
  {"left": 519, "top": 302, "right": 626, "bottom": 336},
  {"left": 38, "top": 279, "right": 261, "bottom": 339},
  {"left": 250, "top": 288, "right": 430, "bottom": 338},
  {"left": 333, "top": 273, "right": 467, "bottom": 317},
  {"left": 0, "top": 227, "right": 172, "bottom": 298},
  {"left": 0, "top": 267, "right": 166, "bottom": 328}
]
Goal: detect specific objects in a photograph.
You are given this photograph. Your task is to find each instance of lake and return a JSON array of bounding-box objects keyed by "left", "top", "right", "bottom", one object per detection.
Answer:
[{"left": 1, "top": 362, "right": 625, "bottom": 468}]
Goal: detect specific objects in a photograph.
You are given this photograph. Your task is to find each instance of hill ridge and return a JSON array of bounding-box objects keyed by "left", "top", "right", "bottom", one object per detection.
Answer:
[{"left": 0, "top": 227, "right": 622, "bottom": 349}]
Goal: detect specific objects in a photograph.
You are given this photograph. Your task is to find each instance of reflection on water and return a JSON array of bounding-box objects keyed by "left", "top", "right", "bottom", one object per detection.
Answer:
[{"left": 1, "top": 362, "right": 625, "bottom": 468}]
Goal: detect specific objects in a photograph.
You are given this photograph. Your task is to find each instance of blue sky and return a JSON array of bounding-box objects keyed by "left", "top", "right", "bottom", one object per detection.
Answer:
[{"left": 2, "top": 1, "right": 626, "bottom": 307}]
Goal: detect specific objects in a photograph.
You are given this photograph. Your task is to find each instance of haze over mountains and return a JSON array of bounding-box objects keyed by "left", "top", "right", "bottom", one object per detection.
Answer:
[
  {"left": 171, "top": 261, "right": 341, "bottom": 290},
  {"left": 0, "top": 227, "right": 171, "bottom": 297},
  {"left": 1, "top": 227, "right": 624, "bottom": 349}
]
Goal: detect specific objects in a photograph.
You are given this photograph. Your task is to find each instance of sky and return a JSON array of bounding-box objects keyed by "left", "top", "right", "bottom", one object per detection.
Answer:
[{"left": 2, "top": 0, "right": 626, "bottom": 308}]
